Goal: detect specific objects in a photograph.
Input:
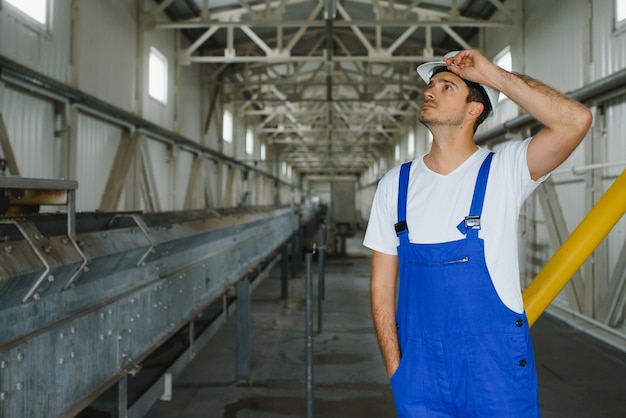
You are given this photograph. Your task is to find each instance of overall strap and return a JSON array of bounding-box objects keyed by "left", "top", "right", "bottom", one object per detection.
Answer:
[
  {"left": 457, "top": 152, "right": 495, "bottom": 237},
  {"left": 395, "top": 161, "right": 412, "bottom": 236}
]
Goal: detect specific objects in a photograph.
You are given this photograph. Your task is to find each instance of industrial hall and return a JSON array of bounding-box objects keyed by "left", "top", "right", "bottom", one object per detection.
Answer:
[{"left": 0, "top": 0, "right": 625, "bottom": 417}]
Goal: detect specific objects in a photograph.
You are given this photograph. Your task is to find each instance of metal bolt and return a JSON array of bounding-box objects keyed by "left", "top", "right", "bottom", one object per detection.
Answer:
[
  {"left": 16, "top": 383, "right": 22, "bottom": 391},
  {"left": 4, "top": 246, "right": 12, "bottom": 254},
  {"left": 16, "top": 353, "right": 23, "bottom": 361},
  {"left": 59, "top": 332, "right": 64, "bottom": 340},
  {"left": 0, "top": 392, "right": 6, "bottom": 400},
  {"left": 0, "top": 361, "right": 6, "bottom": 368},
  {"left": 32, "top": 293, "right": 40, "bottom": 300},
  {"left": 59, "top": 358, "right": 64, "bottom": 365},
  {"left": 47, "top": 275, "right": 55, "bottom": 282}
]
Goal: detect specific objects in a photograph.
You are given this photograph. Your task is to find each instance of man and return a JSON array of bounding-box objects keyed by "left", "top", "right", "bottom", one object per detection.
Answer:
[{"left": 364, "top": 49, "right": 592, "bottom": 417}]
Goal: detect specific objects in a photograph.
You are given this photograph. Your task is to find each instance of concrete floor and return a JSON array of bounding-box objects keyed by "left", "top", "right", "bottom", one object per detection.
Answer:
[{"left": 147, "top": 234, "right": 626, "bottom": 418}]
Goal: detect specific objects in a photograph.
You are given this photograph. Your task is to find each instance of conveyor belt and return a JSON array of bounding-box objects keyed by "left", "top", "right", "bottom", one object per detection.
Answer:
[{"left": 0, "top": 199, "right": 319, "bottom": 417}]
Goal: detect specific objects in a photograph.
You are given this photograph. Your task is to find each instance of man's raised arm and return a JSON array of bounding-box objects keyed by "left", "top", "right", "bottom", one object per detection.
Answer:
[{"left": 444, "top": 49, "right": 593, "bottom": 180}]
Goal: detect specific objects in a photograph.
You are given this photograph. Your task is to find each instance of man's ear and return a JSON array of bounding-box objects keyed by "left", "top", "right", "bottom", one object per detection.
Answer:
[{"left": 467, "top": 102, "right": 484, "bottom": 120}]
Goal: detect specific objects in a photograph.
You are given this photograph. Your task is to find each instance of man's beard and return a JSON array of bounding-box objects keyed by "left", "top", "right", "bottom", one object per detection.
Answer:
[{"left": 418, "top": 109, "right": 464, "bottom": 127}]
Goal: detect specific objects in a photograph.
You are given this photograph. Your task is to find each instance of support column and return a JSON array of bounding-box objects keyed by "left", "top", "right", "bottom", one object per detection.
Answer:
[
  {"left": 118, "top": 375, "right": 128, "bottom": 418},
  {"left": 281, "top": 243, "right": 289, "bottom": 299},
  {"left": 236, "top": 280, "right": 250, "bottom": 383},
  {"left": 290, "top": 232, "right": 298, "bottom": 278},
  {"left": 99, "top": 130, "right": 142, "bottom": 211}
]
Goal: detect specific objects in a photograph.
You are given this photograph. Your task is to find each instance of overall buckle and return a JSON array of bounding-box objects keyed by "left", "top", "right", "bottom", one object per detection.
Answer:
[
  {"left": 464, "top": 216, "right": 481, "bottom": 230},
  {"left": 394, "top": 221, "right": 408, "bottom": 235}
]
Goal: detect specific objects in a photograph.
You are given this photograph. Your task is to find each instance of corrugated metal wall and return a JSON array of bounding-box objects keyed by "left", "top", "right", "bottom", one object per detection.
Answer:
[
  {"left": 0, "top": 0, "right": 294, "bottom": 214},
  {"left": 75, "top": 116, "right": 122, "bottom": 211},
  {"left": 3, "top": 88, "right": 58, "bottom": 179},
  {"left": 77, "top": 0, "right": 137, "bottom": 112}
]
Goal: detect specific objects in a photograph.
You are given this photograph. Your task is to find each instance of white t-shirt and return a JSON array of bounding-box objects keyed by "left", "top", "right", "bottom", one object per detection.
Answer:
[{"left": 363, "top": 138, "right": 545, "bottom": 313}]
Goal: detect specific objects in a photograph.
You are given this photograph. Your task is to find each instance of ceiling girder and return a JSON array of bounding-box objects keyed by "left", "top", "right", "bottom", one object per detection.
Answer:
[{"left": 152, "top": 0, "right": 513, "bottom": 176}]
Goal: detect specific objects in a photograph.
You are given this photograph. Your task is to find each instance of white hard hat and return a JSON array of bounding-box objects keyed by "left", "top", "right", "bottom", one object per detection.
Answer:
[{"left": 416, "top": 51, "right": 500, "bottom": 119}]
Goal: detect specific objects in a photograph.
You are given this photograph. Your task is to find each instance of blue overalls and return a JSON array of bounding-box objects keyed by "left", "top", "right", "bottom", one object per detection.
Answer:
[{"left": 390, "top": 153, "right": 540, "bottom": 417}]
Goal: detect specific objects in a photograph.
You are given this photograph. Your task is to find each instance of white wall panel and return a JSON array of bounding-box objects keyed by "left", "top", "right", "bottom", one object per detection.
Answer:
[
  {"left": 3, "top": 88, "right": 59, "bottom": 179},
  {"left": 604, "top": 97, "right": 626, "bottom": 171},
  {"left": 591, "top": 0, "right": 626, "bottom": 78},
  {"left": 524, "top": 0, "right": 587, "bottom": 91},
  {"left": 144, "top": 138, "right": 171, "bottom": 210},
  {"left": 75, "top": 116, "right": 122, "bottom": 211},
  {"left": 76, "top": 0, "right": 137, "bottom": 112},
  {"left": 602, "top": 96, "right": 626, "bottom": 273},
  {"left": 179, "top": 63, "right": 202, "bottom": 142},
  {"left": 175, "top": 149, "right": 194, "bottom": 210}
]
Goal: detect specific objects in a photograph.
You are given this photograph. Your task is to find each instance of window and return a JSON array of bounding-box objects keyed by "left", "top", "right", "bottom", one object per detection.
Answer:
[
  {"left": 280, "top": 162, "right": 292, "bottom": 178},
  {"left": 617, "top": 0, "right": 626, "bottom": 29},
  {"left": 395, "top": 144, "right": 400, "bottom": 161},
  {"left": 407, "top": 131, "right": 415, "bottom": 157},
  {"left": 246, "top": 129, "right": 254, "bottom": 155},
  {"left": 260, "top": 143, "right": 266, "bottom": 161},
  {"left": 149, "top": 47, "right": 168, "bottom": 104},
  {"left": 5, "top": 0, "right": 48, "bottom": 30},
  {"left": 494, "top": 46, "right": 512, "bottom": 102},
  {"left": 223, "top": 110, "right": 233, "bottom": 143}
]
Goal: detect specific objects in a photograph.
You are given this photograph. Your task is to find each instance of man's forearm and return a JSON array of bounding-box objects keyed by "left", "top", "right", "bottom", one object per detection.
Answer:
[
  {"left": 370, "top": 251, "right": 400, "bottom": 379},
  {"left": 490, "top": 69, "right": 590, "bottom": 133},
  {"left": 371, "top": 288, "right": 400, "bottom": 378}
]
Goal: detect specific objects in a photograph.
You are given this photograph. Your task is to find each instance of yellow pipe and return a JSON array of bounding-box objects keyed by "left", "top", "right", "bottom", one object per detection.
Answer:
[{"left": 523, "top": 169, "right": 626, "bottom": 326}]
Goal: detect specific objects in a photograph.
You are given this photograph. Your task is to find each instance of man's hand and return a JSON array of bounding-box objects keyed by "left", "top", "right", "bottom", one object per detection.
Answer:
[{"left": 442, "top": 49, "right": 497, "bottom": 86}]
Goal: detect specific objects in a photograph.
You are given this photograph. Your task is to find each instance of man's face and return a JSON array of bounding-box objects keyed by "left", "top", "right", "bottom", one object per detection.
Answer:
[{"left": 418, "top": 70, "right": 471, "bottom": 128}]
